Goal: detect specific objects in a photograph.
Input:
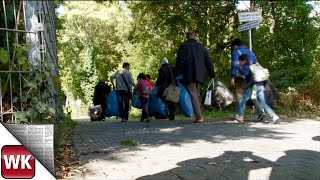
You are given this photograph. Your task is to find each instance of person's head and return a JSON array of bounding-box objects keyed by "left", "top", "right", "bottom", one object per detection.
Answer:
[
  {"left": 137, "top": 73, "right": 146, "bottom": 80},
  {"left": 99, "top": 79, "right": 105, "bottom": 83},
  {"left": 160, "top": 57, "right": 169, "bottom": 66},
  {"left": 186, "top": 31, "right": 196, "bottom": 40},
  {"left": 123, "top": 62, "right": 130, "bottom": 70},
  {"left": 145, "top": 74, "right": 151, "bottom": 80},
  {"left": 231, "top": 38, "right": 242, "bottom": 49},
  {"left": 238, "top": 54, "right": 249, "bottom": 66}
]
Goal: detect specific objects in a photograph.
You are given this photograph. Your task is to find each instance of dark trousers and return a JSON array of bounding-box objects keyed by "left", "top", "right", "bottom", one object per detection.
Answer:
[
  {"left": 140, "top": 96, "right": 149, "bottom": 120},
  {"left": 167, "top": 101, "right": 175, "bottom": 120},
  {"left": 101, "top": 100, "right": 106, "bottom": 119},
  {"left": 116, "top": 90, "right": 130, "bottom": 120}
]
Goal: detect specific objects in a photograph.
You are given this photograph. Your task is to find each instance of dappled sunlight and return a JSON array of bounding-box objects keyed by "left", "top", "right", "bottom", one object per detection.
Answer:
[
  {"left": 67, "top": 118, "right": 320, "bottom": 179},
  {"left": 159, "top": 126, "right": 183, "bottom": 133},
  {"left": 248, "top": 167, "right": 273, "bottom": 180},
  {"left": 72, "top": 118, "right": 294, "bottom": 156},
  {"left": 136, "top": 150, "right": 320, "bottom": 180}
]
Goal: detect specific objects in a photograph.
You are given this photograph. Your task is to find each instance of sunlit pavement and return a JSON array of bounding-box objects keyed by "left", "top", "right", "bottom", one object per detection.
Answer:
[{"left": 69, "top": 117, "right": 320, "bottom": 180}]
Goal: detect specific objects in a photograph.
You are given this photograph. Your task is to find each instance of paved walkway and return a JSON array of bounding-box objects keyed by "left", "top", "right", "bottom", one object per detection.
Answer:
[{"left": 69, "top": 117, "right": 320, "bottom": 180}]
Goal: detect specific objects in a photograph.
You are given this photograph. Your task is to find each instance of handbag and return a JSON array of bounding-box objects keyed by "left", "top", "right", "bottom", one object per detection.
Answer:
[
  {"left": 249, "top": 63, "right": 270, "bottom": 82},
  {"left": 204, "top": 79, "right": 214, "bottom": 106},
  {"left": 162, "top": 83, "right": 181, "bottom": 103}
]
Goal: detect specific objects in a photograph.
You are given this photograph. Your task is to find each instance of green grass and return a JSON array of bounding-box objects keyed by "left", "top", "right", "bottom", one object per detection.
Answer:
[
  {"left": 120, "top": 139, "right": 139, "bottom": 146},
  {"left": 202, "top": 107, "right": 234, "bottom": 119},
  {"left": 128, "top": 105, "right": 236, "bottom": 120},
  {"left": 130, "top": 103, "right": 295, "bottom": 120}
]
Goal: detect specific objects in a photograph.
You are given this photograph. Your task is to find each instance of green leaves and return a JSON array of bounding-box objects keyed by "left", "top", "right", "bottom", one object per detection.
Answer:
[
  {"left": 57, "top": 0, "right": 320, "bottom": 103},
  {"left": 57, "top": 1, "right": 129, "bottom": 103},
  {"left": 18, "top": 56, "right": 28, "bottom": 65},
  {"left": 0, "top": 48, "right": 9, "bottom": 64}
]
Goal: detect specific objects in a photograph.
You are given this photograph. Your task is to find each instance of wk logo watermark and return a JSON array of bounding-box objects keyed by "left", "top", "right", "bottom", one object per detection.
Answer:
[{"left": 1, "top": 145, "right": 35, "bottom": 179}]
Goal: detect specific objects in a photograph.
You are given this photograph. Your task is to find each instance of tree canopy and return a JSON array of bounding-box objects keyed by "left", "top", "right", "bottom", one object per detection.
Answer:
[{"left": 57, "top": 0, "right": 320, "bottom": 104}]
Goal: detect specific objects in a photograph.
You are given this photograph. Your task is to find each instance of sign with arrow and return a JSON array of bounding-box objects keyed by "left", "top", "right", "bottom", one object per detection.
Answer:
[{"left": 238, "top": 20, "right": 260, "bottom": 32}]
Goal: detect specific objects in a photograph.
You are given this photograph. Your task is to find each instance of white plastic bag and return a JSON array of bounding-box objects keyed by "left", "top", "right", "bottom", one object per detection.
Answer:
[{"left": 204, "top": 90, "right": 213, "bottom": 106}]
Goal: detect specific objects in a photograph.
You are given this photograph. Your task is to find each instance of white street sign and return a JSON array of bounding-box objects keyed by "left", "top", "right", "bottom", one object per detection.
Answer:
[
  {"left": 238, "top": 11, "right": 262, "bottom": 23},
  {"left": 238, "top": 20, "right": 260, "bottom": 32}
]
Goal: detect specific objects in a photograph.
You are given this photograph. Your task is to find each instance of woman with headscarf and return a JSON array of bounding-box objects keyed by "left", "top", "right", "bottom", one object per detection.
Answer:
[{"left": 155, "top": 57, "right": 176, "bottom": 120}]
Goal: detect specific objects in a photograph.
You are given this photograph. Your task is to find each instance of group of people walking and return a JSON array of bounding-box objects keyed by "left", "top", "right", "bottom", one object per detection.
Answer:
[{"left": 93, "top": 31, "right": 279, "bottom": 124}]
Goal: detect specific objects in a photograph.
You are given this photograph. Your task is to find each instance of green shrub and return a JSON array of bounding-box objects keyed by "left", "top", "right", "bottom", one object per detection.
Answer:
[{"left": 54, "top": 115, "right": 77, "bottom": 148}]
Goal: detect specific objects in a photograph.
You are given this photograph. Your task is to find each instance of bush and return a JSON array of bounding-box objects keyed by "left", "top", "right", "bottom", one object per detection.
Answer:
[
  {"left": 278, "top": 75, "right": 320, "bottom": 116},
  {"left": 270, "top": 67, "right": 308, "bottom": 91}
]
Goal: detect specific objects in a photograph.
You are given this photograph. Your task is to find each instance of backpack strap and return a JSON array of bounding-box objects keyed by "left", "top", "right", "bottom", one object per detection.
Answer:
[{"left": 121, "top": 73, "right": 130, "bottom": 92}]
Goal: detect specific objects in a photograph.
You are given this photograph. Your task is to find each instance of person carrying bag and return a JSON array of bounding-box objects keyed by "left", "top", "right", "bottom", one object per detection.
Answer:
[
  {"left": 110, "top": 63, "right": 135, "bottom": 122},
  {"left": 155, "top": 57, "right": 177, "bottom": 120}
]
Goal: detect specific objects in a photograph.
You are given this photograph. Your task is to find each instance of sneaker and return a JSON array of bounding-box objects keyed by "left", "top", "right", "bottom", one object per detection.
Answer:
[
  {"left": 272, "top": 115, "right": 280, "bottom": 121},
  {"left": 234, "top": 115, "right": 244, "bottom": 123},
  {"left": 269, "top": 115, "right": 280, "bottom": 124},
  {"left": 257, "top": 113, "right": 266, "bottom": 122}
]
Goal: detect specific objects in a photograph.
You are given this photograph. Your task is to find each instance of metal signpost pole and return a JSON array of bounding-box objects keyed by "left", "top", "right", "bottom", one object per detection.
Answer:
[
  {"left": 249, "top": 29, "right": 252, "bottom": 51},
  {"left": 238, "top": 11, "right": 262, "bottom": 51}
]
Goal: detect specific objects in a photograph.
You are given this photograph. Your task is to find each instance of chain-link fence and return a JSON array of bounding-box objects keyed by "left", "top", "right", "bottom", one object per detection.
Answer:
[{"left": 0, "top": 0, "right": 59, "bottom": 123}]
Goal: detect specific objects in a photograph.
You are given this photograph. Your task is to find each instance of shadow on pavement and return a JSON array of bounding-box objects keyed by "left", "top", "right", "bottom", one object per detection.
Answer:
[
  {"left": 70, "top": 118, "right": 298, "bottom": 165},
  {"left": 136, "top": 150, "right": 320, "bottom": 180},
  {"left": 269, "top": 149, "right": 320, "bottom": 180},
  {"left": 72, "top": 119, "right": 292, "bottom": 154},
  {"left": 312, "top": 136, "right": 320, "bottom": 142}
]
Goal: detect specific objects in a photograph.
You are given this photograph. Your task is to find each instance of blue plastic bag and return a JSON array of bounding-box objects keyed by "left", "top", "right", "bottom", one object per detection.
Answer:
[
  {"left": 132, "top": 94, "right": 141, "bottom": 109},
  {"left": 177, "top": 81, "right": 193, "bottom": 117},
  {"left": 106, "top": 90, "right": 121, "bottom": 117},
  {"left": 148, "top": 86, "right": 168, "bottom": 117}
]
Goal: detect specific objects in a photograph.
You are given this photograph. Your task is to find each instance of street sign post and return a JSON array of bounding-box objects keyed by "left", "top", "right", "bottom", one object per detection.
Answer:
[{"left": 238, "top": 11, "right": 262, "bottom": 50}]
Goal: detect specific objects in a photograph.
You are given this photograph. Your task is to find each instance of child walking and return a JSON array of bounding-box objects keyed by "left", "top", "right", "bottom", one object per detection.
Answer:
[
  {"left": 234, "top": 54, "right": 280, "bottom": 124},
  {"left": 137, "top": 73, "right": 152, "bottom": 122}
]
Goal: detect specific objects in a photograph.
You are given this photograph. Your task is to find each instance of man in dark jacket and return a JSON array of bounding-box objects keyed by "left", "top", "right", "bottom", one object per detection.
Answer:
[
  {"left": 93, "top": 79, "right": 111, "bottom": 120},
  {"left": 175, "top": 31, "right": 215, "bottom": 123}
]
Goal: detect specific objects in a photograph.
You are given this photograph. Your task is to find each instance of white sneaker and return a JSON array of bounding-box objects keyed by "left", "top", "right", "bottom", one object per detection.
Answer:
[
  {"left": 272, "top": 115, "right": 280, "bottom": 121},
  {"left": 270, "top": 115, "right": 280, "bottom": 124}
]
